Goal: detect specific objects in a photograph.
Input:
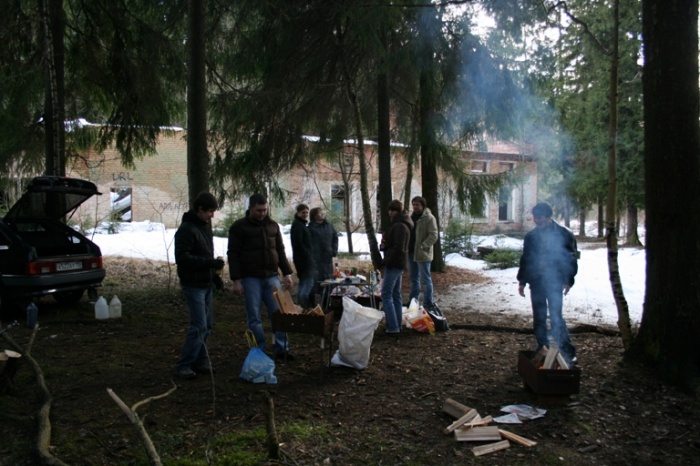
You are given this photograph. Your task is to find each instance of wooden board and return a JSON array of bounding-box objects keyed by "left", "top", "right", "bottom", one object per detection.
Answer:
[
  {"left": 472, "top": 440, "right": 510, "bottom": 456},
  {"left": 443, "top": 408, "right": 478, "bottom": 434},
  {"left": 543, "top": 346, "right": 558, "bottom": 369},
  {"left": 556, "top": 352, "right": 570, "bottom": 370},
  {"left": 454, "top": 415, "right": 493, "bottom": 431},
  {"left": 442, "top": 398, "right": 472, "bottom": 419},
  {"left": 498, "top": 429, "right": 537, "bottom": 447},
  {"left": 454, "top": 426, "right": 501, "bottom": 442},
  {"left": 273, "top": 289, "right": 299, "bottom": 314}
]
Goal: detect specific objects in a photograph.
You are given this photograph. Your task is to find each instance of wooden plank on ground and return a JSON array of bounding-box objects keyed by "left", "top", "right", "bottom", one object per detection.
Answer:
[
  {"left": 442, "top": 398, "right": 472, "bottom": 419},
  {"left": 443, "top": 408, "right": 478, "bottom": 435},
  {"left": 454, "top": 415, "right": 493, "bottom": 431},
  {"left": 472, "top": 440, "right": 510, "bottom": 456},
  {"left": 454, "top": 426, "right": 501, "bottom": 442},
  {"left": 498, "top": 429, "right": 538, "bottom": 447}
]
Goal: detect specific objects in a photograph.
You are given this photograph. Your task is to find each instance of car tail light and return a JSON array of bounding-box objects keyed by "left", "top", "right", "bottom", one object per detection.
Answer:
[{"left": 27, "top": 261, "right": 55, "bottom": 275}]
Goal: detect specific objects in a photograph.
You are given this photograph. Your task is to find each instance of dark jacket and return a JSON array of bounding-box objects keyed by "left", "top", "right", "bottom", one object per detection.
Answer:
[
  {"left": 383, "top": 211, "right": 414, "bottom": 270},
  {"left": 290, "top": 214, "right": 317, "bottom": 279},
  {"left": 517, "top": 220, "right": 578, "bottom": 288},
  {"left": 309, "top": 219, "right": 338, "bottom": 279},
  {"left": 175, "top": 210, "right": 215, "bottom": 288},
  {"left": 227, "top": 211, "right": 293, "bottom": 280}
]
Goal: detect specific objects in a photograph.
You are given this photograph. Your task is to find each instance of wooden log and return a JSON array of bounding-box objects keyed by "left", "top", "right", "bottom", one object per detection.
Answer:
[
  {"left": 543, "top": 346, "right": 558, "bottom": 369},
  {"left": 498, "top": 429, "right": 538, "bottom": 447},
  {"left": 443, "top": 408, "right": 478, "bottom": 434},
  {"left": 530, "top": 347, "right": 548, "bottom": 365},
  {"left": 556, "top": 352, "right": 570, "bottom": 370},
  {"left": 472, "top": 440, "right": 510, "bottom": 456},
  {"left": 454, "top": 426, "right": 501, "bottom": 442},
  {"left": 442, "top": 398, "right": 472, "bottom": 419}
]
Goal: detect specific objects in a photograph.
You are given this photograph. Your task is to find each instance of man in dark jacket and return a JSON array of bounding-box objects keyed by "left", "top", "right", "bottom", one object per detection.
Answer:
[
  {"left": 380, "top": 200, "right": 414, "bottom": 334},
  {"left": 228, "top": 194, "right": 295, "bottom": 360},
  {"left": 517, "top": 202, "right": 578, "bottom": 365},
  {"left": 174, "top": 192, "right": 225, "bottom": 379},
  {"left": 309, "top": 207, "right": 339, "bottom": 288},
  {"left": 291, "top": 203, "right": 316, "bottom": 308}
]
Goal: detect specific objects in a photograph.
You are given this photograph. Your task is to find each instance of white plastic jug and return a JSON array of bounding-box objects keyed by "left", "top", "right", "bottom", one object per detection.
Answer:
[
  {"left": 109, "top": 295, "right": 122, "bottom": 318},
  {"left": 94, "top": 296, "right": 109, "bottom": 320}
]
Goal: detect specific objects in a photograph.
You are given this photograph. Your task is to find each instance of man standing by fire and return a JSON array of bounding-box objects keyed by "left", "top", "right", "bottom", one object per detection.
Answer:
[
  {"left": 517, "top": 202, "right": 578, "bottom": 365},
  {"left": 173, "top": 192, "right": 224, "bottom": 380},
  {"left": 228, "top": 194, "right": 295, "bottom": 361}
]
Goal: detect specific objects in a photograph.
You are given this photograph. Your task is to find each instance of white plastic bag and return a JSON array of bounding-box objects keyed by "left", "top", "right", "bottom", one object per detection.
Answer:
[
  {"left": 331, "top": 297, "right": 384, "bottom": 369},
  {"left": 402, "top": 298, "right": 421, "bottom": 328}
]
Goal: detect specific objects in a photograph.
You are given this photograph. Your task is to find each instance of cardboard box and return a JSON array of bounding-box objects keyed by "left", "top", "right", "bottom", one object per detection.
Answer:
[{"left": 517, "top": 350, "right": 580, "bottom": 395}]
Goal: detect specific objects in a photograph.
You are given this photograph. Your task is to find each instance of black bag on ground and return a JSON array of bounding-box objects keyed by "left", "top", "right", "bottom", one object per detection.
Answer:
[{"left": 426, "top": 304, "right": 449, "bottom": 332}]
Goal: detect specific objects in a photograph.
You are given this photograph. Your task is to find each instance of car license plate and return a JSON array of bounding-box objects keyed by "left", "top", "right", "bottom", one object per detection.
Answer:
[{"left": 56, "top": 261, "right": 83, "bottom": 271}]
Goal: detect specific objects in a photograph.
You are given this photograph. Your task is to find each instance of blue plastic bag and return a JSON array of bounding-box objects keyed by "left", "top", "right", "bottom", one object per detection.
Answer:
[{"left": 239, "top": 332, "right": 277, "bottom": 384}]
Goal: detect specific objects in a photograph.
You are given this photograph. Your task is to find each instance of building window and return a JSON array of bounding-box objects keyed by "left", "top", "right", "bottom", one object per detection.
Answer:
[
  {"left": 331, "top": 184, "right": 346, "bottom": 218},
  {"left": 110, "top": 187, "right": 132, "bottom": 222},
  {"left": 471, "top": 161, "right": 488, "bottom": 173}
]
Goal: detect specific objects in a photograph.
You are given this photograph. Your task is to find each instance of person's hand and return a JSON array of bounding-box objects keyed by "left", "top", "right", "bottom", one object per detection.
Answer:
[
  {"left": 232, "top": 280, "right": 243, "bottom": 296},
  {"left": 208, "top": 258, "right": 225, "bottom": 270},
  {"left": 563, "top": 284, "right": 571, "bottom": 295},
  {"left": 213, "top": 274, "right": 224, "bottom": 290},
  {"left": 282, "top": 274, "right": 293, "bottom": 289},
  {"left": 518, "top": 284, "right": 526, "bottom": 297}
]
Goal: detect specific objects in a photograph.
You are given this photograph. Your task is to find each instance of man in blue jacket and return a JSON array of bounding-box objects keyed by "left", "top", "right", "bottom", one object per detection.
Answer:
[
  {"left": 517, "top": 202, "right": 578, "bottom": 365},
  {"left": 174, "top": 192, "right": 225, "bottom": 379}
]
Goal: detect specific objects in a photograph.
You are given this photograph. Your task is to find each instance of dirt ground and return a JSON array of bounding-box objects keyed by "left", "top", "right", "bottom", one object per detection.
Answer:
[{"left": 1, "top": 256, "right": 699, "bottom": 465}]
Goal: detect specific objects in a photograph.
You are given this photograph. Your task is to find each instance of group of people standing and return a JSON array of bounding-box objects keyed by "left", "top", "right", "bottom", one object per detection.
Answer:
[
  {"left": 290, "top": 204, "right": 339, "bottom": 309},
  {"left": 172, "top": 191, "right": 578, "bottom": 380}
]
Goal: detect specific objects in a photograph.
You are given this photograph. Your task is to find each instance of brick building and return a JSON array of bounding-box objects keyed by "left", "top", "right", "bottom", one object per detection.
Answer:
[{"left": 66, "top": 128, "right": 537, "bottom": 233}]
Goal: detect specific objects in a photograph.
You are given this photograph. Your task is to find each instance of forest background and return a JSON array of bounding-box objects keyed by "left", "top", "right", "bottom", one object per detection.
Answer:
[{"left": 0, "top": 0, "right": 697, "bottom": 404}]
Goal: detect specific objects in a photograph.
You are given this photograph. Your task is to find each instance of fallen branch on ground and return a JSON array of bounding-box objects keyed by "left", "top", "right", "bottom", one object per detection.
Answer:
[{"left": 107, "top": 381, "right": 177, "bottom": 466}]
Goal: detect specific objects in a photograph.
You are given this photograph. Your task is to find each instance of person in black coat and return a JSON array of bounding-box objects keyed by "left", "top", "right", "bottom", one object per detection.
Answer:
[
  {"left": 290, "top": 204, "right": 317, "bottom": 308},
  {"left": 309, "top": 207, "right": 339, "bottom": 294},
  {"left": 173, "top": 192, "right": 224, "bottom": 379},
  {"left": 517, "top": 202, "right": 578, "bottom": 365},
  {"left": 381, "top": 200, "right": 414, "bottom": 334}
]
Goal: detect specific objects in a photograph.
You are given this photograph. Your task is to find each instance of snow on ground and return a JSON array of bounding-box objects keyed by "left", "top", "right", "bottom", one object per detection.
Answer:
[{"left": 88, "top": 220, "right": 645, "bottom": 328}]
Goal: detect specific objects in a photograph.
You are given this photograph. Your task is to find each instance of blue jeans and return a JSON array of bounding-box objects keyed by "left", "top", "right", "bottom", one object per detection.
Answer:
[
  {"left": 381, "top": 267, "right": 404, "bottom": 333},
  {"left": 297, "top": 275, "right": 315, "bottom": 309},
  {"left": 409, "top": 259, "right": 434, "bottom": 307},
  {"left": 529, "top": 281, "right": 576, "bottom": 363},
  {"left": 242, "top": 276, "right": 289, "bottom": 354},
  {"left": 175, "top": 285, "right": 213, "bottom": 371}
]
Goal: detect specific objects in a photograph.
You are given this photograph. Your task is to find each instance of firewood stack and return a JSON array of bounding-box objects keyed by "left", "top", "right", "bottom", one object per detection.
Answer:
[{"left": 442, "top": 398, "right": 537, "bottom": 457}]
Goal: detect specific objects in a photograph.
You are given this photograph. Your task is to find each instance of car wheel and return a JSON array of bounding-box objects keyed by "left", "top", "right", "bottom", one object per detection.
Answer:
[{"left": 53, "top": 289, "right": 85, "bottom": 304}]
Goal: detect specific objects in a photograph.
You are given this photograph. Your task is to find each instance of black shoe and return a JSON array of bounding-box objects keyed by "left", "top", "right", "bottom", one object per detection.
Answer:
[
  {"left": 275, "top": 352, "right": 295, "bottom": 362},
  {"left": 175, "top": 368, "right": 197, "bottom": 380},
  {"left": 193, "top": 364, "right": 216, "bottom": 374}
]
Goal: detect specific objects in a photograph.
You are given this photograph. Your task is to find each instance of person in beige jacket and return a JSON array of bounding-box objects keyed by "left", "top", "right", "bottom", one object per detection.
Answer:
[{"left": 408, "top": 196, "right": 438, "bottom": 310}]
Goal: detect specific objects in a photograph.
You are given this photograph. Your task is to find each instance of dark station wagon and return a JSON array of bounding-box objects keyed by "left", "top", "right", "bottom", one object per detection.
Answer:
[{"left": 0, "top": 176, "right": 106, "bottom": 315}]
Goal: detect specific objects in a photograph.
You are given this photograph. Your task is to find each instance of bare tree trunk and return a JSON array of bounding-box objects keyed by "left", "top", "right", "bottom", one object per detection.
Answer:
[
  {"left": 40, "top": 0, "right": 66, "bottom": 176},
  {"left": 377, "top": 30, "right": 392, "bottom": 236},
  {"left": 578, "top": 209, "right": 586, "bottom": 237},
  {"left": 634, "top": 0, "right": 700, "bottom": 388},
  {"left": 263, "top": 391, "right": 279, "bottom": 460},
  {"left": 187, "top": 0, "right": 209, "bottom": 206},
  {"left": 625, "top": 203, "right": 642, "bottom": 246},
  {"left": 605, "top": 0, "right": 633, "bottom": 350},
  {"left": 597, "top": 198, "right": 605, "bottom": 238},
  {"left": 344, "top": 74, "right": 381, "bottom": 267}
]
